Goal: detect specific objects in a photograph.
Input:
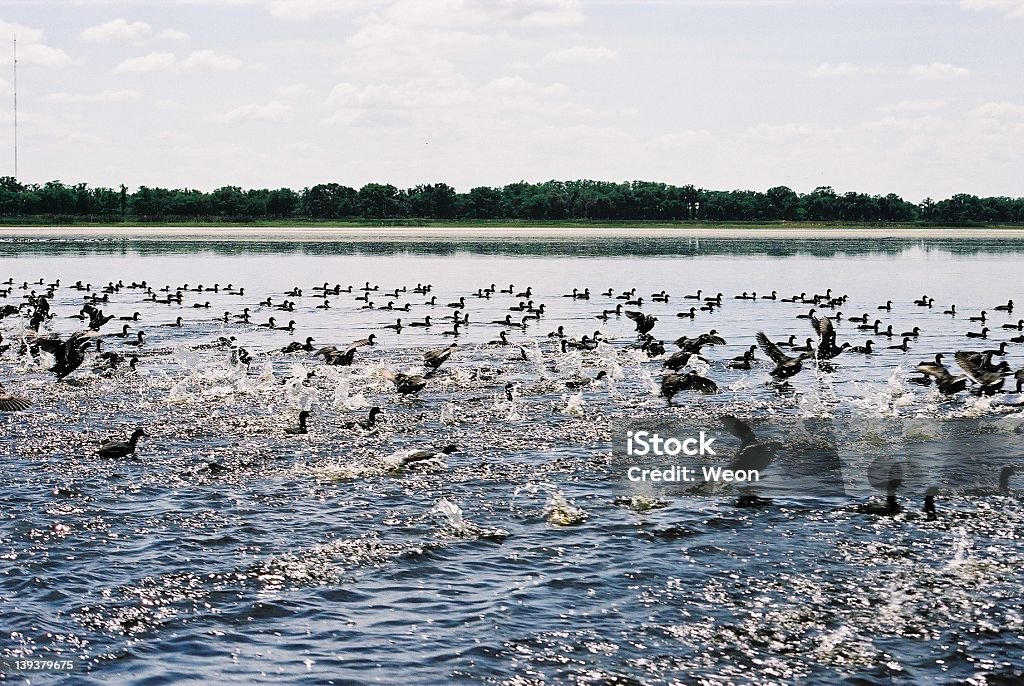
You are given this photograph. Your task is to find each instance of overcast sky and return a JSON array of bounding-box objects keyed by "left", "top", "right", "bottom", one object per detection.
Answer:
[{"left": 0, "top": 0, "right": 1020, "bottom": 201}]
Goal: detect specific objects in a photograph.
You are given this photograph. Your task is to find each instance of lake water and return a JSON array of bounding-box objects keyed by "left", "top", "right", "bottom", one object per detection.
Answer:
[{"left": 1, "top": 233, "right": 1022, "bottom": 685}]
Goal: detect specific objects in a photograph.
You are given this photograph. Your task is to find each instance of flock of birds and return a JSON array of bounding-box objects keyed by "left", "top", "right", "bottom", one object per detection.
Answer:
[{"left": 1, "top": 274, "right": 1021, "bottom": 513}]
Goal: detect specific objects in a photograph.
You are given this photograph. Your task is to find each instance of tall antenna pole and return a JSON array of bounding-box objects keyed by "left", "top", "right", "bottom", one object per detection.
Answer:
[{"left": 13, "top": 34, "right": 18, "bottom": 180}]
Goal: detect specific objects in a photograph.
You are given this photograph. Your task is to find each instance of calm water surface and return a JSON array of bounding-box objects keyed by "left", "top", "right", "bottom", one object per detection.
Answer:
[{"left": 1, "top": 235, "right": 1022, "bottom": 685}]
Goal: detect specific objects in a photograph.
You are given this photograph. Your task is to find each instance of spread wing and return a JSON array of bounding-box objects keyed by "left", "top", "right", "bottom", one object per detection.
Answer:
[
  {"left": 624, "top": 310, "right": 646, "bottom": 324},
  {"left": 756, "top": 331, "right": 790, "bottom": 365},
  {"left": 722, "top": 415, "right": 757, "bottom": 446},
  {"left": 682, "top": 373, "right": 718, "bottom": 394},
  {"left": 954, "top": 351, "right": 1003, "bottom": 385}
]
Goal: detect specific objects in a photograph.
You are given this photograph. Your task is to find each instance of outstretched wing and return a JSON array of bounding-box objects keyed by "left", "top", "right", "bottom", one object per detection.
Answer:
[
  {"left": 682, "top": 373, "right": 719, "bottom": 394},
  {"left": 812, "top": 316, "right": 834, "bottom": 342},
  {"left": 954, "top": 351, "right": 1003, "bottom": 385},
  {"left": 756, "top": 331, "right": 790, "bottom": 365},
  {"left": 722, "top": 415, "right": 757, "bottom": 446}
]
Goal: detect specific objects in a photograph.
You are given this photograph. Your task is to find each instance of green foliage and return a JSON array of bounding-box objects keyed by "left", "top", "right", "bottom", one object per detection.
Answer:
[{"left": 0, "top": 178, "right": 1019, "bottom": 224}]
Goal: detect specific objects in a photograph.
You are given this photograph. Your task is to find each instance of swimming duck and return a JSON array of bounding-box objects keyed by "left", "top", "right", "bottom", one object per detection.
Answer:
[
  {"left": 281, "top": 337, "right": 316, "bottom": 354},
  {"left": 994, "top": 299, "right": 1013, "bottom": 313},
  {"left": 124, "top": 331, "right": 147, "bottom": 347},
  {"left": 408, "top": 316, "right": 432, "bottom": 327},
  {"left": 97, "top": 428, "right": 147, "bottom": 458},
  {"left": 676, "top": 307, "right": 697, "bottom": 319},
  {"left": 342, "top": 406, "right": 382, "bottom": 431},
  {"left": 285, "top": 410, "right": 310, "bottom": 435}
]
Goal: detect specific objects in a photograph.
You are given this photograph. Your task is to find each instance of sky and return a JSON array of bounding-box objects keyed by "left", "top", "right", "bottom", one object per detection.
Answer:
[{"left": 0, "top": 0, "right": 1021, "bottom": 201}]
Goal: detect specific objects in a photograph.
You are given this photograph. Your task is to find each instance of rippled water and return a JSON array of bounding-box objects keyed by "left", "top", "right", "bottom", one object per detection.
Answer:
[{"left": 2, "top": 234, "right": 1023, "bottom": 685}]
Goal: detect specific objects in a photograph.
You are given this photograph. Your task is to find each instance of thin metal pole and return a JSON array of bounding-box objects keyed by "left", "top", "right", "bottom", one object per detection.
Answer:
[{"left": 13, "top": 35, "right": 18, "bottom": 179}]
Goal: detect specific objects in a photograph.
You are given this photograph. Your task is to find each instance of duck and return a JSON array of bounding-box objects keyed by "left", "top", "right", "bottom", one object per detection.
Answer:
[
  {"left": 285, "top": 410, "right": 310, "bottom": 435},
  {"left": 97, "top": 428, "right": 147, "bottom": 458},
  {"left": 888, "top": 337, "right": 912, "bottom": 352},
  {"left": 683, "top": 289, "right": 702, "bottom": 300},
  {"left": 161, "top": 316, "right": 184, "bottom": 328},
  {"left": 564, "top": 370, "right": 607, "bottom": 391},
  {"left": 119, "top": 311, "right": 141, "bottom": 321},
  {"left": 968, "top": 310, "right": 987, "bottom": 323},
  {"left": 447, "top": 296, "right": 466, "bottom": 309},
  {"left": 383, "top": 370, "right": 428, "bottom": 395},
  {"left": 1002, "top": 319, "right": 1024, "bottom": 331},
  {"left": 756, "top": 331, "right": 812, "bottom": 380},
  {"left": 661, "top": 371, "right": 718, "bottom": 403},
  {"left": 342, "top": 406, "right": 382, "bottom": 431},
  {"left": 877, "top": 300, "right": 893, "bottom": 311},
  {"left": 488, "top": 331, "right": 511, "bottom": 346},
  {"left": 34, "top": 330, "right": 96, "bottom": 379},
  {"left": 914, "top": 354, "right": 968, "bottom": 394},
  {"left": 124, "top": 331, "right": 147, "bottom": 347},
  {"left": 408, "top": 316, "right": 432, "bottom": 327},
  {"left": 383, "top": 444, "right": 457, "bottom": 471},
  {"left": 676, "top": 307, "right": 697, "bottom": 319},
  {"left": 384, "top": 319, "right": 404, "bottom": 332},
  {"left": 280, "top": 336, "right": 316, "bottom": 353},
  {"left": 965, "top": 327, "right": 989, "bottom": 339},
  {"left": 994, "top": 299, "right": 1014, "bottom": 313},
  {"left": 954, "top": 351, "right": 1006, "bottom": 394},
  {"left": 900, "top": 326, "right": 921, "bottom": 337},
  {"left": 943, "top": 304, "right": 956, "bottom": 316},
  {"left": 850, "top": 340, "right": 875, "bottom": 354},
  {"left": 423, "top": 343, "right": 457, "bottom": 371},
  {"left": 625, "top": 310, "right": 657, "bottom": 335}
]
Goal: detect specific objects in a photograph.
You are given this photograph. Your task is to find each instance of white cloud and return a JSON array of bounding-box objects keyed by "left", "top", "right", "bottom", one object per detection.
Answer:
[
  {"left": 969, "top": 101, "right": 1024, "bottom": 117},
  {"left": 877, "top": 100, "right": 946, "bottom": 113},
  {"left": 212, "top": 100, "right": 291, "bottom": 123},
  {"left": 157, "top": 29, "right": 190, "bottom": 41},
  {"left": 113, "top": 50, "right": 243, "bottom": 74},
  {"left": 3, "top": 21, "right": 73, "bottom": 67},
  {"left": 265, "top": 0, "right": 381, "bottom": 20},
  {"left": 180, "top": 49, "right": 243, "bottom": 70},
  {"left": 80, "top": 19, "right": 153, "bottom": 43},
  {"left": 810, "top": 62, "right": 885, "bottom": 77},
  {"left": 114, "top": 52, "right": 177, "bottom": 73},
  {"left": 0, "top": 20, "right": 44, "bottom": 44},
  {"left": 960, "top": 0, "right": 1024, "bottom": 17},
  {"left": 909, "top": 62, "right": 969, "bottom": 79},
  {"left": 45, "top": 89, "right": 142, "bottom": 103},
  {"left": 18, "top": 43, "right": 74, "bottom": 67},
  {"left": 542, "top": 45, "right": 619, "bottom": 65}
]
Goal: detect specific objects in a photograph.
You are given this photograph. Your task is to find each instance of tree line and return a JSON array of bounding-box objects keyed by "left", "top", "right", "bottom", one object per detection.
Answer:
[{"left": 1, "top": 176, "right": 1021, "bottom": 224}]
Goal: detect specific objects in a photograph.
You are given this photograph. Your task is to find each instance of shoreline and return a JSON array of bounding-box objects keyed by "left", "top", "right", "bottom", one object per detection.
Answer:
[{"left": 1, "top": 225, "right": 1023, "bottom": 241}]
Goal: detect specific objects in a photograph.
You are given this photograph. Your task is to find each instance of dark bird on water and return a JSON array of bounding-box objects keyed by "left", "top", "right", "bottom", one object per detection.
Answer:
[
  {"left": 661, "top": 371, "right": 718, "bottom": 403},
  {"left": 97, "top": 428, "right": 147, "bottom": 458},
  {"left": 625, "top": 310, "right": 657, "bottom": 335},
  {"left": 756, "top": 331, "right": 812, "bottom": 380},
  {"left": 914, "top": 354, "right": 969, "bottom": 394},
  {"left": 285, "top": 410, "right": 310, "bottom": 435},
  {"left": 954, "top": 350, "right": 1007, "bottom": 395},
  {"left": 423, "top": 343, "right": 457, "bottom": 371},
  {"left": 34, "top": 330, "right": 96, "bottom": 380},
  {"left": 383, "top": 370, "right": 429, "bottom": 395},
  {"left": 342, "top": 406, "right": 383, "bottom": 431}
]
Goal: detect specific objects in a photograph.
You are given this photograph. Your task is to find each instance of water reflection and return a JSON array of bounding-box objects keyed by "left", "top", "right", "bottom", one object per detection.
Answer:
[{"left": 4, "top": 235, "right": 1024, "bottom": 258}]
